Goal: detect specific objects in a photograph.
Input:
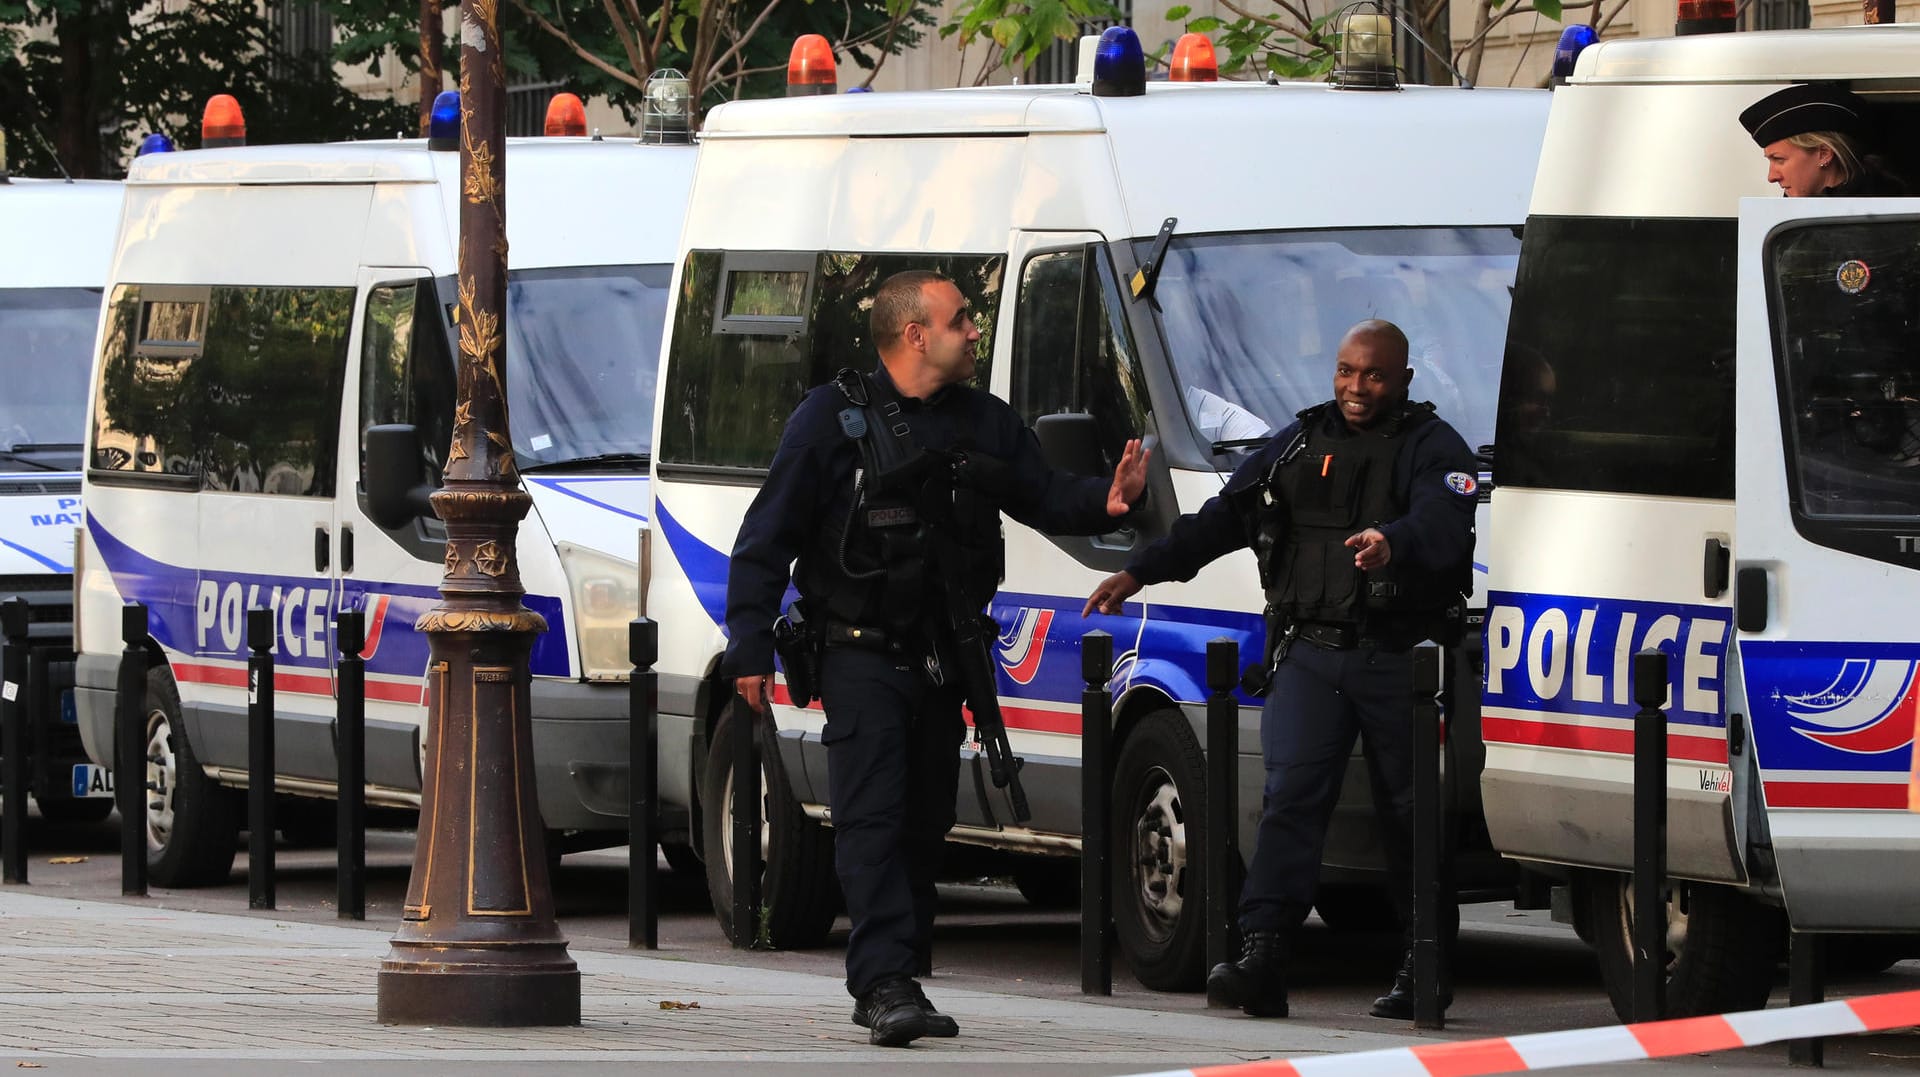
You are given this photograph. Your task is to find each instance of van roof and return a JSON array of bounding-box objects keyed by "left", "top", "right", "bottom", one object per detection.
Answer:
[
  {"left": 1571, "top": 25, "right": 1920, "bottom": 85},
  {"left": 125, "top": 136, "right": 687, "bottom": 185},
  {"left": 0, "top": 178, "right": 123, "bottom": 288},
  {"left": 702, "top": 79, "right": 1541, "bottom": 139}
]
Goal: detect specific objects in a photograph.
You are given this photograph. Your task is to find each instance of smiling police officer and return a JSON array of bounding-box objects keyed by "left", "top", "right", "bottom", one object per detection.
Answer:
[
  {"left": 1085, "top": 319, "right": 1476, "bottom": 1020},
  {"left": 726, "top": 269, "right": 1149, "bottom": 1047}
]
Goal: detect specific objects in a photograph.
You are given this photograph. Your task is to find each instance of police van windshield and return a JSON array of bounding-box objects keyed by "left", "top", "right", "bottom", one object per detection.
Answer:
[
  {"left": 1146, "top": 228, "right": 1520, "bottom": 469},
  {"left": 449, "top": 264, "right": 671, "bottom": 470},
  {"left": 0, "top": 287, "right": 100, "bottom": 471}
]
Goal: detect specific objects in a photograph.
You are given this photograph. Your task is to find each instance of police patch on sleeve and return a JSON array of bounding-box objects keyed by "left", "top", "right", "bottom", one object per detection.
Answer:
[{"left": 1444, "top": 471, "right": 1478, "bottom": 497}]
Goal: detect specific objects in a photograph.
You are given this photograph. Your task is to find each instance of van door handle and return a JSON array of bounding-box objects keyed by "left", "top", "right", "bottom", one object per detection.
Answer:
[
  {"left": 1703, "top": 537, "right": 1731, "bottom": 598},
  {"left": 314, "top": 527, "right": 330, "bottom": 574},
  {"left": 1736, "top": 566, "right": 1768, "bottom": 633},
  {"left": 341, "top": 526, "right": 354, "bottom": 575}
]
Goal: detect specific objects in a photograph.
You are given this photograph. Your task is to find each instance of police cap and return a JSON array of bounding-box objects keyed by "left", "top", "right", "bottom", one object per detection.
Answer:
[{"left": 1740, "top": 83, "right": 1867, "bottom": 147}]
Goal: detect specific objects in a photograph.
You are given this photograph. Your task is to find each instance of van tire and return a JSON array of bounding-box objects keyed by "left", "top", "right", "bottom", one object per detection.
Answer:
[
  {"left": 1112, "top": 709, "right": 1211, "bottom": 992},
  {"left": 701, "top": 704, "right": 838, "bottom": 949},
  {"left": 144, "top": 668, "right": 241, "bottom": 888},
  {"left": 1583, "top": 870, "right": 1781, "bottom": 1021}
]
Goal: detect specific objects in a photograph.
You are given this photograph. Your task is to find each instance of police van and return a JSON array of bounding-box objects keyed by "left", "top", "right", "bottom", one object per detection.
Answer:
[
  {"left": 649, "top": 30, "right": 1548, "bottom": 986},
  {"left": 0, "top": 172, "right": 123, "bottom": 821},
  {"left": 72, "top": 97, "right": 695, "bottom": 885},
  {"left": 1482, "top": 26, "right": 1920, "bottom": 1018}
]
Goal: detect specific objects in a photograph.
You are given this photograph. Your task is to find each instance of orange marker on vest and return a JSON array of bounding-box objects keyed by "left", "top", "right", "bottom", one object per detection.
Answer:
[{"left": 1321, "top": 454, "right": 1332, "bottom": 477}]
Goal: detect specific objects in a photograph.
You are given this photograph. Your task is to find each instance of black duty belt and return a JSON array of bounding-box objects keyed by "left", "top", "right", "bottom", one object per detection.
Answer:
[
  {"left": 1295, "top": 621, "right": 1415, "bottom": 653},
  {"left": 823, "top": 620, "right": 901, "bottom": 653}
]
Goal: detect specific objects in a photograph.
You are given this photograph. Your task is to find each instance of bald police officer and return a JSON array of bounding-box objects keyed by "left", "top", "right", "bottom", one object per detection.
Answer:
[{"left": 1086, "top": 320, "right": 1475, "bottom": 1019}]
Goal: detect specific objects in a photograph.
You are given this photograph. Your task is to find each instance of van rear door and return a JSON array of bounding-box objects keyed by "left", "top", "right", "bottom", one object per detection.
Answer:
[{"left": 1730, "top": 196, "right": 1920, "bottom": 932}]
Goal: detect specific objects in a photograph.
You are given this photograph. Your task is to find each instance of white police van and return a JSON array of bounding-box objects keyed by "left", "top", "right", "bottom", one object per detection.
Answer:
[
  {"left": 650, "top": 29, "right": 1548, "bottom": 986},
  {"left": 72, "top": 98, "right": 695, "bottom": 885},
  {"left": 0, "top": 172, "right": 123, "bottom": 821},
  {"left": 1482, "top": 26, "right": 1920, "bottom": 1018}
]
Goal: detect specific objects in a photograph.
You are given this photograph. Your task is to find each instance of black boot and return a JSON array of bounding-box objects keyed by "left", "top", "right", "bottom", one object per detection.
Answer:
[
  {"left": 1206, "top": 929, "right": 1289, "bottom": 1017},
  {"left": 851, "top": 978, "right": 930, "bottom": 1046},
  {"left": 1370, "top": 949, "right": 1452, "bottom": 1020},
  {"left": 853, "top": 979, "right": 960, "bottom": 1039}
]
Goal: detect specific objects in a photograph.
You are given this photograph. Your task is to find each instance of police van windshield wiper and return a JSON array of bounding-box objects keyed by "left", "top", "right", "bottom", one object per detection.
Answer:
[
  {"left": 0, "top": 443, "right": 81, "bottom": 472},
  {"left": 521, "top": 451, "right": 649, "bottom": 473}
]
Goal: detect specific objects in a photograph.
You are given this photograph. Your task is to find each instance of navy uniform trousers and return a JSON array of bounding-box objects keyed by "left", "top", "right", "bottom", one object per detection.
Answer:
[
  {"left": 1240, "top": 639, "right": 1419, "bottom": 938},
  {"left": 817, "top": 646, "right": 966, "bottom": 998}
]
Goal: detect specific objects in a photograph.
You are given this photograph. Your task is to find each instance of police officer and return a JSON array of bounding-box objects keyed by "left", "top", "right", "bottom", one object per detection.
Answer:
[
  {"left": 1084, "top": 319, "right": 1475, "bottom": 1020},
  {"left": 726, "top": 269, "right": 1149, "bottom": 1047},
  {"left": 1741, "top": 83, "right": 1909, "bottom": 198}
]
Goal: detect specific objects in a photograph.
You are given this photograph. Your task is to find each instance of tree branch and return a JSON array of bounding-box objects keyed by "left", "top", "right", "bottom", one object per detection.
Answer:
[
  {"left": 1452, "top": 0, "right": 1595, "bottom": 64},
  {"left": 704, "top": 0, "right": 787, "bottom": 80},
  {"left": 600, "top": 0, "right": 650, "bottom": 83},
  {"left": 1217, "top": 0, "right": 1309, "bottom": 35},
  {"left": 508, "top": 0, "right": 646, "bottom": 88}
]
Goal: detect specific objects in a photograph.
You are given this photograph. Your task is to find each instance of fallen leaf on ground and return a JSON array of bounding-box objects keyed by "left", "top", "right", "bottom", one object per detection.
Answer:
[
  {"left": 657, "top": 1000, "right": 700, "bottom": 1010},
  {"left": 46, "top": 857, "right": 84, "bottom": 865},
  {"left": 18, "top": 1061, "right": 45, "bottom": 1068}
]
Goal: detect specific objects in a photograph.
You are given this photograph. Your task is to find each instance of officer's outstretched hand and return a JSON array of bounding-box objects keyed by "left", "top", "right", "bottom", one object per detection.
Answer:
[
  {"left": 736, "top": 674, "right": 772, "bottom": 716},
  {"left": 1107, "top": 438, "right": 1150, "bottom": 517},
  {"left": 1345, "top": 528, "right": 1392, "bottom": 571},
  {"left": 1084, "top": 570, "right": 1142, "bottom": 617}
]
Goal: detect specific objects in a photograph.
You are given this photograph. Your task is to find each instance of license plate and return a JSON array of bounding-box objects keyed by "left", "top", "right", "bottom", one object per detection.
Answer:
[{"left": 71, "top": 764, "right": 114, "bottom": 799}]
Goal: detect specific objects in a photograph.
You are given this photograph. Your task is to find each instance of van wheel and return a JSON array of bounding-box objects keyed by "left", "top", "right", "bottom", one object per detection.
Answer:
[
  {"left": 144, "top": 668, "right": 240, "bottom": 887},
  {"left": 700, "top": 704, "right": 838, "bottom": 948},
  {"left": 1112, "top": 709, "right": 1211, "bottom": 992},
  {"left": 1583, "top": 870, "right": 1781, "bottom": 1020}
]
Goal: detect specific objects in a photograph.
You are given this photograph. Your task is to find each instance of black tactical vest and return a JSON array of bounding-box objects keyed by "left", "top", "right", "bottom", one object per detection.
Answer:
[
  {"left": 799, "top": 369, "right": 1006, "bottom": 634},
  {"left": 1242, "top": 401, "right": 1467, "bottom": 632}
]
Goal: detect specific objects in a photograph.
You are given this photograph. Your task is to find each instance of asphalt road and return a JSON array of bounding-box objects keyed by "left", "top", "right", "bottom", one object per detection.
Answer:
[{"left": 6, "top": 809, "right": 1918, "bottom": 1074}]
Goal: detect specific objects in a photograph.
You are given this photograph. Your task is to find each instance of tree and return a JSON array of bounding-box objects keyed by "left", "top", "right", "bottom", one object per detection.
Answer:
[
  {"left": 938, "top": 0, "right": 1122, "bottom": 86},
  {"left": 1, "top": 0, "right": 411, "bottom": 178}
]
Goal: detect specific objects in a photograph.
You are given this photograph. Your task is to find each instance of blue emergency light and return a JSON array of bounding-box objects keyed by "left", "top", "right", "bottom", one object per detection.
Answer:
[
  {"left": 1091, "top": 26, "right": 1146, "bottom": 98},
  {"left": 1552, "top": 26, "right": 1598, "bottom": 84},
  {"left": 135, "top": 133, "right": 175, "bottom": 157},
  {"left": 428, "top": 91, "right": 461, "bottom": 151}
]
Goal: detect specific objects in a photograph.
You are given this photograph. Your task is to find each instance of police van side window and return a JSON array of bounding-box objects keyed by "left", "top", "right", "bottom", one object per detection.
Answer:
[
  {"left": 1768, "top": 217, "right": 1920, "bottom": 565},
  {"left": 659, "top": 250, "right": 1005, "bottom": 473},
  {"left": 360, "top": 282, "right": 455, "bottom": 482},
  {"left": 1011, "top": 246, "right": 1149, "bottom": 467},
  {"left": 91, "top": 284, "right": 354, "bottom": 495}
]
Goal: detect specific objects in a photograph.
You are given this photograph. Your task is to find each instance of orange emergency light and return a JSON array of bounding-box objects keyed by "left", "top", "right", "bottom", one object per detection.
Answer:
[
  {"left": 1675, "top": 0, "right": 1735, "bottom": 34},
  {"left": 202, "top": 95, "right": 247, "bottom": 148},
  {"left": 787, "top": 35, "right": 837, "bottom": 96},
  {"left": 1170, "top": 33, "right": 1218, "bottom": 82},
  {"left": 544, "top": 93, "right": 588, "bottom": 137}
]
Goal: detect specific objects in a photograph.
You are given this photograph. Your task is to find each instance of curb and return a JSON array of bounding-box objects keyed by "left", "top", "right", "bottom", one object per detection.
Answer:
[{"left": 1125, "top": 989, "right": 1920, "bottom": 1077}]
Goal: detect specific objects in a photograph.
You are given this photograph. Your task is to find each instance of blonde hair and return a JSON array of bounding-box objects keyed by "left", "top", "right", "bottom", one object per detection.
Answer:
[{"left": 1786, "top": 130, "right": 1865, "bottom": 188}]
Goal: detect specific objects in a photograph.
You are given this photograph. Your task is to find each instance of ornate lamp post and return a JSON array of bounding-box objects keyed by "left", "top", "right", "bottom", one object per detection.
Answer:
[{"left": 376, "top": 0, "right": 581, "bottom": 1027}]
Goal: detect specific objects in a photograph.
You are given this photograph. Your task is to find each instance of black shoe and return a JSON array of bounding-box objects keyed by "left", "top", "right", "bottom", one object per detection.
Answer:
[
  {"left": 1206, "top": 929, "right": 1289, "bottom": 1017},
  {"left": 908, "top": 981, "right": 959, "bottom": 1038},
  {"left": 851, "top": 978, "right": 932, "bottom": 1046},
  {"left": 1370, "top": 949, "right": 1452, "bottom": 1020}
]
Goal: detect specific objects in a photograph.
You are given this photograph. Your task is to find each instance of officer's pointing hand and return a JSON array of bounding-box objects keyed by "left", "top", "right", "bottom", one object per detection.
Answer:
[
  {"left": 1107, "top": 438, "right": 1150, "bottom": 517},
  {"left": 736, "top": 674, "right": 772, "bottom": 715},
  {"left": 1345, "top": 528, "right": 1391, "bottom": 571},
  {"left": 1084, "top": 570, "right": 1142, "bottom": 617}
]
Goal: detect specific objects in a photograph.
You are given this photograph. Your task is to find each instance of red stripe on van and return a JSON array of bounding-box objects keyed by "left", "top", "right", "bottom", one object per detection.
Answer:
[{"left": 1482, "top": 715, "right": 1728, "bottom": 764}]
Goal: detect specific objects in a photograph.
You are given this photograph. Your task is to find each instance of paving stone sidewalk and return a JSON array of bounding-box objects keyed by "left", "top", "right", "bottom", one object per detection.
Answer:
[{"left": 0, "top": 891, "right": 1421, "bottom": 1067}]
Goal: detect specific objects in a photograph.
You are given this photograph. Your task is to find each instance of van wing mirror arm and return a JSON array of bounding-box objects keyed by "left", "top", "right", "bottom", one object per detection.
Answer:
[{"left": 1129, "top": 217, "right": 1178, "bottom": 302}]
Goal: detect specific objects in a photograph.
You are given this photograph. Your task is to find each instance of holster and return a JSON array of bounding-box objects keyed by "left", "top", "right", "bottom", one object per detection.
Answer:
[{"left": 772, "top": 602, "right": 823, "bottom": 708}]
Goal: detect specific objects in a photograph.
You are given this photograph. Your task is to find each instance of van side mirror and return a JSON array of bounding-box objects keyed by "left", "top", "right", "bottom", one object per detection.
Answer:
[
  {"left": 363, "top": 424, "right": 437, "bottom": 529},
  {"left": 1033, "top": 412, "right": 1107, "bottom": 477}
]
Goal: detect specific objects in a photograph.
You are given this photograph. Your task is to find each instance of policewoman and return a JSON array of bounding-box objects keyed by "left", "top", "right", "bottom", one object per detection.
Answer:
[
  {"left": 1085, "top": 319, "right": 1476, "bottom": 1020},
  {"left": 1741, "top": 82, "right": 1909, "bottom": 198},
  {"left": 726, "top": 270, "right": 1149, "bottom": 1047}
]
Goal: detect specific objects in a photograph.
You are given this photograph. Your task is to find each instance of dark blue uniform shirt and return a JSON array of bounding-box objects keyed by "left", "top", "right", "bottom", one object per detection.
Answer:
[
  {"left": 724, "top": 365, "right": 1119, "bottom": 679},
  {"left": 1125, "top": 401, "right": 1478, "bottom": 586}
]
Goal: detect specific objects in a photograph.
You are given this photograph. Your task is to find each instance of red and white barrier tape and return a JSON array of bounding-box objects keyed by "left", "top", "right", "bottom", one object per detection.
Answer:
[{"left": 1128, "top": 989, "right": 1920, "bottom": 1077}]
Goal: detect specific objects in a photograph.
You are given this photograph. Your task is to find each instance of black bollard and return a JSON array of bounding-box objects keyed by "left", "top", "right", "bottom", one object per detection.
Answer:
[
  {"left": 116, "top": 603, "right": 147, "bottom": 897},
  {"left": 1789, "top": 931, "right": 1827, "bottom": 1067},
  {"left": 629, "top": 617, "right": 659, "bottom": 950},
  {"left": 335, "top": 609, "right": 366, "bottom": 920},
  {"left": 1410, "top": 645, "right": 1445, "bottom": 1029},
  {"left": 246, "top": 608, "right": 275, "bottom": 910},
  {"left": 731, "top": 697, "right": 762, "bottom": 949},
  {"left": 1632, "top": 649, "right": 1669, "bottom": 1023},
  {"left": 1203, "top": 637, "right": 1239, "bottom": 1006},
  {"left": 1080, "top": 630, "right": 1114, "bottom": 996},
  {"left": 1, "top": 598, "right": 29, "bottom": 885}
]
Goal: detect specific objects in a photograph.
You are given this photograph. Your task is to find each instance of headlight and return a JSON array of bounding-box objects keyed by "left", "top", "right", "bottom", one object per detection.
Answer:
[{"left": 554, "top": 541, "right": 641, "bottom": 681}]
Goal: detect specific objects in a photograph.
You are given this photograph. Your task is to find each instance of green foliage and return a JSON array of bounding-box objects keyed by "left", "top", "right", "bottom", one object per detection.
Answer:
[
  {"left": 1161, "top": 5, "right": 1342, "bottom": 83},
  {"left": 941, "top": 0, "right": 1122, "bottom": 78}
]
